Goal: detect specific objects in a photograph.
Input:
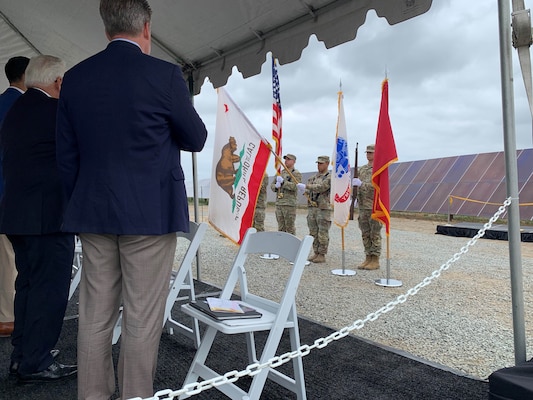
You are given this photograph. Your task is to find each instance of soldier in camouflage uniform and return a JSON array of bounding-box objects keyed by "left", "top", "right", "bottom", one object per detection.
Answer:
[
  {"left": 253, "top": 172, "right": 269, "bottom": 232},
  {"left": 353, "top": 144, "right": 381, "bottom": 270},
  {"left": 270, "top": 154, "right": 301, "bottom": 235},
  {"left": 297, "top": 155, "right": 332, "bottom": 263}
]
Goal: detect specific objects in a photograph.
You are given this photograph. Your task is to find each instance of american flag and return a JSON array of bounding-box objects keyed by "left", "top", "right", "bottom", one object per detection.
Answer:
[{"left": 272, "top": 57, "right": 282, "bottom": 174}]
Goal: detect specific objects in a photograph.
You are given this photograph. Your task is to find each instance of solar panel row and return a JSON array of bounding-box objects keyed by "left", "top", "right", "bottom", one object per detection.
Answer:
[
  {"left": 388, "top": 148, "right": 533, "bottom": 220},
  {"left": 264, "top": 149, "right": 533, "bottom": 221}
]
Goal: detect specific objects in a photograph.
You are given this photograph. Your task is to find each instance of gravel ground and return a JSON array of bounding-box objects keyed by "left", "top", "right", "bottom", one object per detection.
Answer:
[{"left": 177, "top": 205, "right": 533, "bottom": 380}]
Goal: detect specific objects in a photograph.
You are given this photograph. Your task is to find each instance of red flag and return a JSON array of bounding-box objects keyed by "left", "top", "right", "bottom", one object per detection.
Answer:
[
  {"left": 272, "top": 57, "right": 282, "bottom": 175},
  {"left": 371, "top": 79, "right": 398, "bottom": 235}
]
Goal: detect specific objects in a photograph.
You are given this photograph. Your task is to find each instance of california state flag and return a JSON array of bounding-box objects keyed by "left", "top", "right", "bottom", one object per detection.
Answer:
[
  {"left": 209, "top": 87, "right": 271, "bottom": 244},
  {"left": 331, "top": 89, "right": 351, "bottom": 227}
]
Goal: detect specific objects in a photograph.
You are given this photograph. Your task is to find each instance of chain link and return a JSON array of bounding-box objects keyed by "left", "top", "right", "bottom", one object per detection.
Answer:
[{"left": 133, "top": 197, "right": 512, "bottom": 400}]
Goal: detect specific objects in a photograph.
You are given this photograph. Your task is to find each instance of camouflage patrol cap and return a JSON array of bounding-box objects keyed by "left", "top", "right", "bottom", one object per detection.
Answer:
[
  {"left": 316, "top": 155, "right": 329, "bottom": 163},
  {"left": 283, "top": 154, "right": 296, "bottom": 161},
  {"left": 366, "top": 144, "right": 375, "bottom": 153}
]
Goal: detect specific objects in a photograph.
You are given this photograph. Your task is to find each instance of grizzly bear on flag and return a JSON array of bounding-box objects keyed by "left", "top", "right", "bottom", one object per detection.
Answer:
[{"left": 215, "top": 136, "right": 241, "bottom": 199}]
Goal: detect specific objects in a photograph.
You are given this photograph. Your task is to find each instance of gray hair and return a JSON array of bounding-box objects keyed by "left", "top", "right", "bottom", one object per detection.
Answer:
[
  {"left": 24, "top": 55, "right": 66, "bottom": 88},
  {"left": 99, "top": 0, "right": 152, "bottom": 37}
]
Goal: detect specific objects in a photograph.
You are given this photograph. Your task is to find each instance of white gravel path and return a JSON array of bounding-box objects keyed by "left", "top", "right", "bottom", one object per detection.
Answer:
[{"left": 176, "top": 205, "right": 533, "bottom": 380}]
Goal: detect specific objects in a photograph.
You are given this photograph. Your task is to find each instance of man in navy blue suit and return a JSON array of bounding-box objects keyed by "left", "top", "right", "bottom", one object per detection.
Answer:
[
  {"left": 0, "top": 57, "right": 29, "bottom": 123},
  {"left": 0, "top": 56, "right": 29, "bottom": 338},
  {"left": 56, "top": 1, "right": 208, "bottom": 398},
  {"left": 0, "top": 55, "right": 77, "bottom": 382}
]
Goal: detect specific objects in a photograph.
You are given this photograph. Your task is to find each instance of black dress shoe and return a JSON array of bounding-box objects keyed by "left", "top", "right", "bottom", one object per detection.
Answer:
[
  {"left": 18, "top": 361, "right": 77, "bottom": 383},
  {"left": 9, "top": 349, "right": 60, "bottom": 376},
  {"left": 18, "top": 361, "right": 76, "bottom": 383}
]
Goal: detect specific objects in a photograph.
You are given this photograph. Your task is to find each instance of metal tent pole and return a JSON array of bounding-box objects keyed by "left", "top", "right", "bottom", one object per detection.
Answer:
[
  {"left": 188, "top": 75, "right": 202, "bottom": 282},
  {"left": 497, "top": 0, "right": 527, "bottom": 364}
]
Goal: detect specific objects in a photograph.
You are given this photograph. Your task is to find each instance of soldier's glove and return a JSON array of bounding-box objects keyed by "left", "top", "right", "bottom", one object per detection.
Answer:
[
  {"left": 297, "top": 183, "right": 306, "bottom": 193},
  {"left": 275, "top": 181, "right": 281, "bottom": 188},
  {"left": 352, "top": 178, "right": 362, "bottom": 187},
  {"left": 276, "top": 176, "right": 284, "bottom": 184}
]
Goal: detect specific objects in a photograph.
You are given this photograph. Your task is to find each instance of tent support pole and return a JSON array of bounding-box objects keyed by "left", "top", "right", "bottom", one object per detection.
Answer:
[
  {"left": 188, "top": 74, "right": 202, "bottom": 282},
  {"left": 497, "top": 0, "right": 526, "bottom": 365}
]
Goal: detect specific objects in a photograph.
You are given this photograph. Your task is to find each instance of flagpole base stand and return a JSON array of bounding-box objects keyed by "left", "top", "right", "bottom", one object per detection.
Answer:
[
  {"left": 331, "top": 269, "right": 356, "bottom": 276},
  {"left": 260, "top": 253, "right": 279, "bottom": 260},
  {"left": 375, "top": 278, "right": 402, "bottom": 287},
  {"left": 290, "top": 261, "right": 311, "bottom": 266}
]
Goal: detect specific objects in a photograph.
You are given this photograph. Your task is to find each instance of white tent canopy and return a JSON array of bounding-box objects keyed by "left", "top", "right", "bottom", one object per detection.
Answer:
[{"left": 0, "top": 0, "right": 432, "bottom": 93}]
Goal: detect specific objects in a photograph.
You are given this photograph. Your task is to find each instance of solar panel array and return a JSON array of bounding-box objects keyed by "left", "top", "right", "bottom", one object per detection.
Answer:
[
  {"left": 256, "top": 149, "right": 533, "bottom": 221},
  {"left": 388, "top": 148, "right": 533, "bottom": 221}
]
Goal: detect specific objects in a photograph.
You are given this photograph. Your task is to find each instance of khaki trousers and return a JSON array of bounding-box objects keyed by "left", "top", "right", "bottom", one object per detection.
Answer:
[
  {"left": 0, "top": 234, "right": 16, "bottom": 322},
  {"left": 77, "top": 233, "right": 176, "bottom": 400}
]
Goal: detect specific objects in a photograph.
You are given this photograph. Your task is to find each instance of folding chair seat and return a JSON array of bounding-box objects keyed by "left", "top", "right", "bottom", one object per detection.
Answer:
[
  {"left": 180, "top": 228, "right": 313, "bottom": 400},
  {"left": 68, "top": 235, "right": 83, "bottom": 301},
  {"left": 112, "top": 221, "right": 207, "bottom": 347}
]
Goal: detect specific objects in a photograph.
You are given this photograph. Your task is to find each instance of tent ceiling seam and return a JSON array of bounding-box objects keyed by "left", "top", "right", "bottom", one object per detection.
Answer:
[{"left": 0, "top": 10, "right": 41, "bottom": 55}]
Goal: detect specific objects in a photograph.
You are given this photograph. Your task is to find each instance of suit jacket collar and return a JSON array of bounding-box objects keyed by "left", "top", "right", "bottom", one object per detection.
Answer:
[
  {"left": 5, "top": 87, "right": 24, "bottom": 95},
  {"left": 1, "top": 87, "right": 22, "bottom": 98},
  {"left": 24, "top": 87, "right": 56, "bottom": 102},
  {"left": 107, "top": 39, "right": 143, "bottom": 53}
]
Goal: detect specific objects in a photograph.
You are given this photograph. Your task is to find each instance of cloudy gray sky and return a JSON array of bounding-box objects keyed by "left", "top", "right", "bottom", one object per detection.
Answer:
[{"left": 185, "top": 0, "right": 532, "bottom": 187}]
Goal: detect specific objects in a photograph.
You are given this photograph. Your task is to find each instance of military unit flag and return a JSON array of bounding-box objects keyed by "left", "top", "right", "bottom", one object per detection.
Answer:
[
  {"left": 331, "top": 88, "right": 352, "bottom": 228},
  {"left": 208, "top": 87, "right": 271, "bottom": 244},
  {"left": 272, "top": 57, "right": 282, "bottom": 175},
  {"left": 371, "top": 79, "right": 398, "bottom": 235}
]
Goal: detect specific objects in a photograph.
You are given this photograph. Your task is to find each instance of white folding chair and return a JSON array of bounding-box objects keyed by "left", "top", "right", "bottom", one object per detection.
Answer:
[
  {"left": 180, "top": 228, "right": 313, "bottom": 400},
  {"left": 68, "top": 236, "right": 83, "bottom": 301},
  {"left": 163, "top": 221, "right": 207, "bottom": 347},
  {"left": 112, "top": 221, "right": 207, "bottom": 346}
]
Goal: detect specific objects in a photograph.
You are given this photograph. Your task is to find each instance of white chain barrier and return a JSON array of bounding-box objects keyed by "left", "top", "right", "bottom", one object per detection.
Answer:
[{"left": 133, "top": 197, "right": 513, "bottom": 400}]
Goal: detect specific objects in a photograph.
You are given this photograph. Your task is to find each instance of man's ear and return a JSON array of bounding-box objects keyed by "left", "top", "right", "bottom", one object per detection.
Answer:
[{"left": 143, "top": 22, "right": 151, "bottom": 40}]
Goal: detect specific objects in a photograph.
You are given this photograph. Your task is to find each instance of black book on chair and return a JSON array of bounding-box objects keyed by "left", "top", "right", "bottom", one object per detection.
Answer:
[{"left": 189, "top": 300, "right": 262, "bottom": 321}]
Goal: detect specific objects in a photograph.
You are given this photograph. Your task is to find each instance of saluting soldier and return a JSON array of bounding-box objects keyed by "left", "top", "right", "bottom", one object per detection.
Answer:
[
  {"left": 270, "top": 154, "right": 301, "bottom": 235},
  {"left": 297, "top": 155, "right": 332, "bottom": 263},
  {"left": 352, "top": 144, "right": 381, "bottom": 270}
]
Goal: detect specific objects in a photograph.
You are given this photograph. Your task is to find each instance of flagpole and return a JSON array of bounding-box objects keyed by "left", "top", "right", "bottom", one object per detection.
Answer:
[
  {"left": 330, "top": 83, "right": 355, "bottom": 277},
  {"left": 371, "top": 77, "right": 401, "bottom": 287},
  {"left": 331, "top": 227, "right": 356, "bottom": 276},
  {"left": 375, "top": 223, "right": 402, "bottom": 287}
]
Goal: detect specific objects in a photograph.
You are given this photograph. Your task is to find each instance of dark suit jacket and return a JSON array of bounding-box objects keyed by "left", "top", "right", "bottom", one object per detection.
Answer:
[
  {"left": 56, "top": 40, "right": 207, "bottom": 235},
  {"left": 0, "top": 87, "right": 23, "bottom": 124},
  {"left": 0, "top": 87, "right": 24, "bottom": 197},
  {"left": 0, "top": 88, "right": 67, "bottom": 234}
]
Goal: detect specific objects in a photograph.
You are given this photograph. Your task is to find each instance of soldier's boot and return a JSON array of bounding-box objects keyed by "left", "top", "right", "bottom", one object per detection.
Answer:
[
  {"left": 365, "top": 255, "right": 380, "bottom": 270},
  {"left": 308, "top": 253, "right": 319, "bottom": 261},
  {"left": 313, "top": 254, "right": 326, "bottom": 263},
  {"left": 357, "top": 255, "right": 372, "bottom": 269}
]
